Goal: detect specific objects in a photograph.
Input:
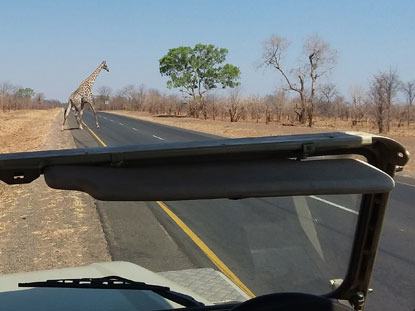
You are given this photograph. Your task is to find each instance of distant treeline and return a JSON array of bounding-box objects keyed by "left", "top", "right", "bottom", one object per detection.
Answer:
[
  {"left": 2, "top": 70, "right": 414, "bottom": 134},
  {"left": 0, "top": 82, "right": 61, "bottom": 111},
  {"left": 93, "top": 81, "right": 414, "bottom": 133}
]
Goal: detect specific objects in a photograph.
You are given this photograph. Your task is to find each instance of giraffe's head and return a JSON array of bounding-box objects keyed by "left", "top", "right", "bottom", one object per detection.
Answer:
[{"left": 102, "top": 60, "right": 109, "bottom": 72}]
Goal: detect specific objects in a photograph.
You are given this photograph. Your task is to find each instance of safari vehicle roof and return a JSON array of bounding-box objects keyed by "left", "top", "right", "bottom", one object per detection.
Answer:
[
  {"left": 0, "top": 131, "right": 410, "bottom": 310},
  {"left": 0, "top": 131, "right": 408, "bottom": 195}
]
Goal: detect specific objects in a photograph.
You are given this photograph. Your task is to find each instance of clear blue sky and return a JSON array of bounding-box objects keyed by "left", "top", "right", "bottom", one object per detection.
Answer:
[{"left": 0, "top": 0, "right": 414, "bottom": 102}]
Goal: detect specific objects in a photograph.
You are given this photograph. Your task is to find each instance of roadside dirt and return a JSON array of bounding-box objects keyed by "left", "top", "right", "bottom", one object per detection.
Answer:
[
  {"left": 0, "top": 109, "right": 58, "bottom": 154},
  {"left": 0, "top": 109, "right": 110, "bottom": 274},
  {"left": 108, "top": 110, "right": 415, "bottom": 173}
]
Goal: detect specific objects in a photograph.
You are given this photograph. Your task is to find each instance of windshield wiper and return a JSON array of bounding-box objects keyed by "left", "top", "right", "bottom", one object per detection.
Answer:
[{"left": 19, "top": 275, "right": 204, "bottom": 307}]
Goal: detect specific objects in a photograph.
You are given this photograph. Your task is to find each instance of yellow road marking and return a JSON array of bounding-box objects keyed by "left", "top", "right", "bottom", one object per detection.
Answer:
[
  {"left": 78, "top": 122, "right": 254, "bottom": 297},
  {"left": 82, "top": 122, "right": 107, "bottom": 147},
  {"left": 156, "top": 201, "right": 256, "bottom": 298}
]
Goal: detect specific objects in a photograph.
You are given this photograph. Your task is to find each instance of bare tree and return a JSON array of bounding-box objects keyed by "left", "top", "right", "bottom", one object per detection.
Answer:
[
  {"left": 136, "top": 84, "right": 147, "bottom": 111},
  {"left": 261, "top": 34, "right": 336, "bottom": 126},
  {"left": 206, "top": 94, "right": 219, "bottom": 120},
  {"left": 119, "top": 85, "right": 135, "bottom": 109},
  {"left": 369, "top": 74, "right": 386, "bottom": 133},
  {"left": 163, "top": 94, "right": 177, "bottom": 116},
  {"left": 94, "top": 86, "right": 111, "bottom": 110},
  {"left": 249, "top": 96, "right": 262, "bottom": 123},
  {"left": 333, "top": 95, "right": 350, "bottom": 121},
  {"left": 261, "top": 35, "right": 307, "bottom": 123},
  {"left": 97, "top": 86, "right": 112, "bottom": 100},
  {"left": 317, "top": 83, "right": 338, "bottom": 118},
  {"left": 349, "top": 86, "right": 366, "bottom": 126},
  {"left": 383, "top": 69, "right": 400, "bottom": 132},
  {"left": 110, "top": 95, "right": 128, "bottom": 110},
  {"left": 175, "top": 101, "right": 187, "bottom": 117},
  {"left": 274, "top": 91, "right": 287, "bottom": 122},
  {"left": 146, "top": 89, "right": 163, "bottom": 114},
  {"left": 117, "top": 84, "right": 147, "bottom": 111},
  {"left": 0, "top": 82, "right": 16, "bottom": 111},
  {"left": 401, "top": 80, "right": 415, "bottom": 126},
  {"left": 34, "top": 93, "right": 45, "bottom": 106},
  {"left": 303, "top": 35, "right": 337, "bottom": 126},
  {"left": 368, "top": 73, "right": 391, "bottom": 133},
  {"left": 263, "top": 93, "right": 287, "bottom": 124},
  {"left": 227, "top": 88, "right": 245, "bottom": 122},
  {"left": 369, "top": 70, "right": 400, "bottom": 133},
  {"left": 0, "top": 81, "right": 17, "bottom": 95}
]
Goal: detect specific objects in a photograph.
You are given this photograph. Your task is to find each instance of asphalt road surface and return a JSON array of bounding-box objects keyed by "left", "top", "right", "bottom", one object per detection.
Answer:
[{"left": 68, "top": 111, "right": 414, "bottom": 310}]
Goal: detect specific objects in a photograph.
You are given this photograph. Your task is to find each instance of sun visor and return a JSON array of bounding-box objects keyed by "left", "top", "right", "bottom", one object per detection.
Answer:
[{"left": 44, "top": 158, "right": 394, "bottom": 201}]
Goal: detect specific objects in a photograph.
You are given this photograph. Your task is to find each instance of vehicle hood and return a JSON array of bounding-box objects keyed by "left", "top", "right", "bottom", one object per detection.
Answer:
[{"left": 0, "top": 261, "right": 211, "bottom": 311}]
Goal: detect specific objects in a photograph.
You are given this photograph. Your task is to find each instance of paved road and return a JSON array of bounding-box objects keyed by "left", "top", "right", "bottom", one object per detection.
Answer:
[{"left": 69, "top": 111, "right": 414, "bottom": 310}]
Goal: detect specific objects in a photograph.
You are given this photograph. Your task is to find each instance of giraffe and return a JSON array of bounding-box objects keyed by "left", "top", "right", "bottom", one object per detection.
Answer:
[{"left": 62, "top": 60, "right": 109, "bottom": 130}]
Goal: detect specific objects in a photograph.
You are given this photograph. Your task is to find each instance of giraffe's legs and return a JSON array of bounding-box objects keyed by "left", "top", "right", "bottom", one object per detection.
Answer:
[
  {"left": 87, "top": 100, "right": 100, "bottom": 128},
  {"left": 78, "top": 109, "right": 84, "bottom": 130},
  {"left": 77, "top": 103, "right": 84, "bottom": 130},
  {"left": 62, "top": 102, "right": 72, "bottom": 131}
]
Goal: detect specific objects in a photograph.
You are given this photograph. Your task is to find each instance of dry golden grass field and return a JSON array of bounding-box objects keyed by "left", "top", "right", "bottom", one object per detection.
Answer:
[{"left": 0, "top": 109, "right": 60, "bottom": 153}]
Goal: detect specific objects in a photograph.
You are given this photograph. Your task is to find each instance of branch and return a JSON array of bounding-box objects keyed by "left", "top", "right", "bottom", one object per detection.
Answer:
[
  {"left": 200, "top": 88, "right": 210, "bottom": 96},
  {"left": 179, "top": 87, "right": 194, "bottom": 99},
  {"left": 314, "top": 65, "right": 335, "bottom": 79}
]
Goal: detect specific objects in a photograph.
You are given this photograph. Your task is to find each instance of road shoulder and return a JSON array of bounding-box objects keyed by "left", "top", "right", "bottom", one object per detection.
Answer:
[
  {"left": 0, "top": 110, "right": 111, "bottom": 274},
  {"left": 96, "top": 201, "right": 197, "bottom": 272}
]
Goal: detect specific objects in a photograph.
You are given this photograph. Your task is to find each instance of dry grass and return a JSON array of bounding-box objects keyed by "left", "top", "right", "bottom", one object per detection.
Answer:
[
  {"left": 0, "top": 109, "right": 60, "bottom": 154},
  {"left": 0, "top": 109, "right": 110, "bottom": 274},
  {"left": 109, "top": 111, "right": 415, "bottom": 173}
]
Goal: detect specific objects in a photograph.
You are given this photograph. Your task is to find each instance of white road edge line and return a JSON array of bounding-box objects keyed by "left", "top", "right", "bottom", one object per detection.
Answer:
[
  {"left": 152, "top": 135, "right": 165, "bottom": 141},
  {"left": 396, "top": 181, "right": 415, "bottom": 188},
  {"left": 309, "top": 195, "right": 359, "bottom": 215}
]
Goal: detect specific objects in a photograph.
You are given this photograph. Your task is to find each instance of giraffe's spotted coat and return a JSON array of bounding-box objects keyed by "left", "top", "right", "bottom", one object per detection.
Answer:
[{"left": 62, "top": 61, "right": 109, "bottom": 130}]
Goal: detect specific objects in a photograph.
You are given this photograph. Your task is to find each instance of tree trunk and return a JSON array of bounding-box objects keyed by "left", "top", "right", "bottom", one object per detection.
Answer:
[
  {"left": 307, "top": 104, "right": 313, "bottom": 127},
  {"left": 408, "top": 105, "right": 411, "bottom": 127},
  {"left": 299, "top": 93, "right": 306, "bottom": 123}
]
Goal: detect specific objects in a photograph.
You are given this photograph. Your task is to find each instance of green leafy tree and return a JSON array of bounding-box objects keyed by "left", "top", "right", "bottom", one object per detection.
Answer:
[
  {"left": 15, "top": 88, "right": 35, "bottom": 98},
  {"left": 159, "top": 44, "right": 240, "bottom": 118}
]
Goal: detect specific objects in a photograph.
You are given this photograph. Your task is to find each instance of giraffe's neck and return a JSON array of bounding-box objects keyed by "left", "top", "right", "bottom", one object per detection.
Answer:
[{"left": 81, "top": 64, "right": 104, "bottom": 88}]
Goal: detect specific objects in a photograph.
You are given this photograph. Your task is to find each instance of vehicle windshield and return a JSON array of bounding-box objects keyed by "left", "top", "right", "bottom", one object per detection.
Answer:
[
  {"left": 154, "top": 195, "right": 360, "bottom": 295},
  {"left": 0, "top": 2, "right": 413, "bottom": 311}
]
